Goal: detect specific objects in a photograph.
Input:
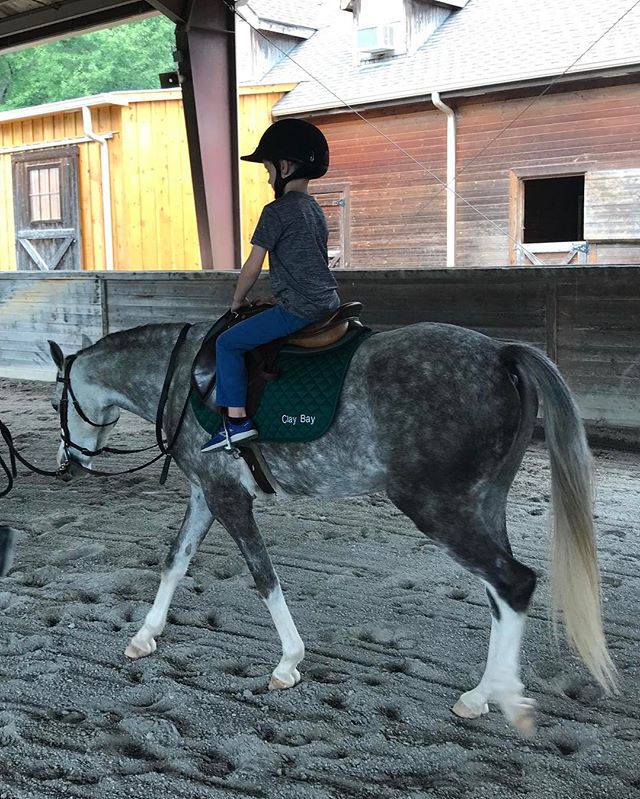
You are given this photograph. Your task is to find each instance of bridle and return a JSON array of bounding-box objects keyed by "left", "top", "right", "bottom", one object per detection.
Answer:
[
  {"left": 0, "top": 323, "right": 192, "bottom": 495},
  {"left": 57, "top": 351, "right": 121, "bottom": 461}
]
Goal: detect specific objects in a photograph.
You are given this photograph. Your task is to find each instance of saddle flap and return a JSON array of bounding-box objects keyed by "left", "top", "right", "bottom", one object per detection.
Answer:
[{"left": 191, "top": 305, "right": 275, "bottom": 403}]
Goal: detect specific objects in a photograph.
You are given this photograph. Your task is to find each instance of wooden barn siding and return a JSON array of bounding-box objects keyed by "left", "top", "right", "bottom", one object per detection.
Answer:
[
  {"left": 116, "top": 99, "right": 200, "bottom": 270},
  {"left": 1, "top": 267, "right": 638, "bottom": 440},
  {"left": 456, "top": 85, "right": 640, "bottom": 266},
  {"left": 312, "top": 84, "right": 640, "bottom": 267},
  {"left": 0, "top": 137, "right": 15, "bottom": 270},
  {"left": 314, "top": 109, "right": 448, "bottom": 267}
]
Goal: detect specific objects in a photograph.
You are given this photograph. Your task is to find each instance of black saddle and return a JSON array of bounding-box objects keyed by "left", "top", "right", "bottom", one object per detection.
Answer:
[{"left": 192, "top": 302, "right": 364, "bottom": 415}]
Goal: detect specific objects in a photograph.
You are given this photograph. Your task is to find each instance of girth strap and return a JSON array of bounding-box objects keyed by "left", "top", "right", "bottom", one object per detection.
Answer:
[{"left": 236, "top": 445, "right": 278, "bottom": 495}]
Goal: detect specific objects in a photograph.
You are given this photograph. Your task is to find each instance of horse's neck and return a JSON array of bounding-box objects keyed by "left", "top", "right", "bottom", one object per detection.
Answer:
[{"left": 82, "top": 326, "right": 179, "bottom": 424}]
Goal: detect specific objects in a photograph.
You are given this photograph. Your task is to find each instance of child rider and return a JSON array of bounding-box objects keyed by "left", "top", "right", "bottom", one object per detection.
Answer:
[{"left": 201, "top": 118, "right": 340, "bottom": 453}]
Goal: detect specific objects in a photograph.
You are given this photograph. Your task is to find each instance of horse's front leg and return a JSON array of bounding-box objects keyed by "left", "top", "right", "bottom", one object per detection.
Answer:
[
  {"left": 125, "top": 483, "right": 214, "bottom": 659},
  {"left": 211, "top": 482, "right": 304, "bottom": 690}
]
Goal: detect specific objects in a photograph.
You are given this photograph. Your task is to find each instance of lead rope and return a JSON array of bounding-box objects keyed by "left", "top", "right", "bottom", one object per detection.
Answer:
[{"left": 0, "top": 425, "right": 17, "bottom": 498}]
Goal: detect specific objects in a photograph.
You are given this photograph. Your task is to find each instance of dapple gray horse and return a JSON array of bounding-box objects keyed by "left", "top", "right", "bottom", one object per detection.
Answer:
[{"left": 47, "top": 321, "right": 616, "bottom": 735}]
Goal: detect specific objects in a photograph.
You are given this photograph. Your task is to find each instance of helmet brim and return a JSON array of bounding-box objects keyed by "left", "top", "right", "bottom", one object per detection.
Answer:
[{"left": 240, "top": 149, "right": 264, "bottom": 163}]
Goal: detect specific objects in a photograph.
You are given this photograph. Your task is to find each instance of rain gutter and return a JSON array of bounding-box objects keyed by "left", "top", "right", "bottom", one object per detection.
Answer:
[
  {"left": 82, "top": 105, "right": 114, "bottom": 270},
  {"left": 431, "top": 90, "right": 456, "bottom": 267}
]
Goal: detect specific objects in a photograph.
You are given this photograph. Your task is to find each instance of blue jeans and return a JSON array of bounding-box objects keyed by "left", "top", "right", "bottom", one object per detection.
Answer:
[{"left": 215, "top": 305, "right": 312, "bottom": 408}]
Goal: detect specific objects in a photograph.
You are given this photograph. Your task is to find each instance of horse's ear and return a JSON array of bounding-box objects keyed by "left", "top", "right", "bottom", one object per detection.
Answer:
[
  {"left": 48, "top": 340, "right": 64, "bottom": 371},
  {"left": 80, "top": 334, "right": 93, "bottom": 350}
]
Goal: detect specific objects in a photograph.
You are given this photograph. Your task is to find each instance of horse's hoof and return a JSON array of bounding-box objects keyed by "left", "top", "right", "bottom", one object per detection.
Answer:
[
  {"left": 452, "top": 697, "right": 489, "bottom": 719},
  {"left": 268, "top": 668, "right": 301, "bottom": 691},
  {"left": 501, "top": 695, "right": 536, "bottom": 737},
  {"left": 124, "top": 637, "right": 157, "bottom": 659}
]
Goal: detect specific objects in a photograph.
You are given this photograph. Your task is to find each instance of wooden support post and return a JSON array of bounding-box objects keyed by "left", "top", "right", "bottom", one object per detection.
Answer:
[{"left": 176, "top": 0, "right": 240, "bottom": 270}]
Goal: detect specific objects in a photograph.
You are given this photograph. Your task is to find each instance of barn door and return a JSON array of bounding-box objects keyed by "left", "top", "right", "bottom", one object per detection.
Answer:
[
  {"left": 12, "top": 146, "right": 81, "bottom": 271},
  {"left": 313, "top": 184, "right": 351, "bottom": 267}
]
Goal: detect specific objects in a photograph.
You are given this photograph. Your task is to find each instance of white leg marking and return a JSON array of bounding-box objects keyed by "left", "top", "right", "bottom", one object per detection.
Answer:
[
  {"left": 452, "top": 616, "right": 496, "bottom": 719},
  {"left": 453, "top": 582, "right": 534, "bottom": 735},
  {"left": 264, "top": 584, "right": 304, "bottom": 690},
  {"left": 125, "top": 569, "right": 182, "bottom": 659},
  {"left": 125, "top": 487, "right": 212, "bottom": 660}
]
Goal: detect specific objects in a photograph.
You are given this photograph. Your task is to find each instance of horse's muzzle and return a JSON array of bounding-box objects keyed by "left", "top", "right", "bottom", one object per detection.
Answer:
[
  {"left": 55, "top": 460, "right": 74, "bottom": 482},
  {"left": 56, "top": 444, "right": 88, "bottom": 481}
]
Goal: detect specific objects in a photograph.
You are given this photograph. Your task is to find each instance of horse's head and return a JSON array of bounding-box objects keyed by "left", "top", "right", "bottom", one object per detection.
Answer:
[{"left": 48, "top": 339, "right": 121, "bottom": 479}]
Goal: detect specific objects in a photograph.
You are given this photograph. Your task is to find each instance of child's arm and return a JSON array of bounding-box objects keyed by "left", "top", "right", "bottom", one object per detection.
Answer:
[{"left": 231, "top": 245, "right": 267, "bottom": 311}]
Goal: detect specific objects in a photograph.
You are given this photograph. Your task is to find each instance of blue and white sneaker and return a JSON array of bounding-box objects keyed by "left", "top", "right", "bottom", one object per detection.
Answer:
[{"left": 201, "top": 417, "right": 258, "bottom": 453}]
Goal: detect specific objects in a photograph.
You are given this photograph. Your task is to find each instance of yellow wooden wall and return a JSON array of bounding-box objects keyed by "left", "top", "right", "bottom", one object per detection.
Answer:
[
  {"left": 117, "top": 98, "right": 201, "bottom": 270},
  {"left": 238, "top": 85, "right": 296, "bottom": 261},
  {"left": 0, "top": 96, "right": 201, "bottom": 271},
  {"left": 0, "top": 87, "right": 294, "bottom": 271}
]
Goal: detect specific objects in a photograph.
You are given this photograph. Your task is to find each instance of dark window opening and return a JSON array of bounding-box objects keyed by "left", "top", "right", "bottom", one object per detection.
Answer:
[{"left": 523, "top": 176, "right": 584, "bottom": 243}]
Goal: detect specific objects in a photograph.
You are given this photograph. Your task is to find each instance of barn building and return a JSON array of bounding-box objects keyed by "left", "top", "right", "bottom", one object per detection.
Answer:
[{"left": 244, "top": 0, "right": 640, "bottom": 268}]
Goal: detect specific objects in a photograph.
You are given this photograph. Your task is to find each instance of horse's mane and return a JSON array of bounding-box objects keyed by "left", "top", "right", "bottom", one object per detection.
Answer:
[{"left": 80, "top": 322, "right": 186, "bottom": 357}]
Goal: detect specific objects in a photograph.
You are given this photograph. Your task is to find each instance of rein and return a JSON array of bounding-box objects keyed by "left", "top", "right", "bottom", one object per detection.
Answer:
[
  {"left": 0, "top": 425, "right": 17, "bottom": 498},
  {"left": 0, "top": 324, "right": 192, "bottom": 495}
]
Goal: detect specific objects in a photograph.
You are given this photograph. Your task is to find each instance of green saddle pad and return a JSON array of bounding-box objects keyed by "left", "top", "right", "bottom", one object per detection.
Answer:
[{"left": 191, "top": 328, "right": 374, "bottom": 443}]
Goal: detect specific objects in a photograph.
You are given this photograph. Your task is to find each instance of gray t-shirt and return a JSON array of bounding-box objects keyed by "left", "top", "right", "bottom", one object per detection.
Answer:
[{"left": 251, "top": 191, "right": 340, "bottom": 321}]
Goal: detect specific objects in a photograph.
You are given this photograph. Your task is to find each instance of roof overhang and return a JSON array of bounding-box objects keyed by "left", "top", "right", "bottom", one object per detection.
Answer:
[
  {"left": 0, "top": 0, "right": 189, "bottom": 54},
  {"left": 235, "top": 4, "right": 316, "bottom": 41},
  {"left": 0, "top": 88, "right": 186, "bottom": 124},
  {"left": 272, "top": 62, "right": 640, "bottom": 118}
]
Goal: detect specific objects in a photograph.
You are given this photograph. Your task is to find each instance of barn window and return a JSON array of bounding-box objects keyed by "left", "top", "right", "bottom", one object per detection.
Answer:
[
  {"left": 523, "top": 175, "right": 584, "bottom": 243},
  {"left": 28, "top": 165, "right": 62, "bottom": 222}
]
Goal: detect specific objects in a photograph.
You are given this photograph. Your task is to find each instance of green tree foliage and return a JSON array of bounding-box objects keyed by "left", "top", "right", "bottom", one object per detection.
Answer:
[{"left": 0, "top": 16, "right": 176, "bottom": 110}]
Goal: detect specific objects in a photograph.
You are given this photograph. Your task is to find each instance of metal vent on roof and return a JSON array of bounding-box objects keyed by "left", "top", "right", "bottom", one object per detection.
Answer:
[{"left": 357, "top": 24, "right": 396, "bottom": 54}]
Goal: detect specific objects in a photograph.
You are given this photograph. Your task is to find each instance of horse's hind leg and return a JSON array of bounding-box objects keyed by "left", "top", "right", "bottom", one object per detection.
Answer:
[
  {"left": 453, "top": 576, "right": 535, "bottom": 734},
  {"left": 451, "top": 538, "right": 536, "bottom": 734},
  {"left": 205, "top": 481, "right": 304, "bottom": 690},
  {"left": 391, "top": 494, "right": 537, "bottom": 734},
  {"left": 125, "top": 483, "right": 214, "bottom": 659}
]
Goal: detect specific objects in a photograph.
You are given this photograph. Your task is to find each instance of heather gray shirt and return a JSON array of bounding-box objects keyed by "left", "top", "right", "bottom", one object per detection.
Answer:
[{"left": 251, "top": 191, "right": 340, "bottom": 321}]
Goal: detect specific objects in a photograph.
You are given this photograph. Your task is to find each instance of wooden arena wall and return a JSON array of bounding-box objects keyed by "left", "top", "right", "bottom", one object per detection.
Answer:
[{"left": 1, "top": 266, "right": 639, "bottom": 443}]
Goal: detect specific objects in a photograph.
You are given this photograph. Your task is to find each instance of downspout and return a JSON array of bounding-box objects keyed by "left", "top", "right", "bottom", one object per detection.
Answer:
[
  {"left": 431, "top": 91, "right": 456, "bottom": 267},
  {"left": 82, "top": 105, "right": 114, "bottom": 270}
]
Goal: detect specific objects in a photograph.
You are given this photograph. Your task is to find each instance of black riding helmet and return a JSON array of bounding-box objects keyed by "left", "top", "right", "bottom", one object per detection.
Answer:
[{"left": 241, "top": 118, "right": 329, "bottom": 198}]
